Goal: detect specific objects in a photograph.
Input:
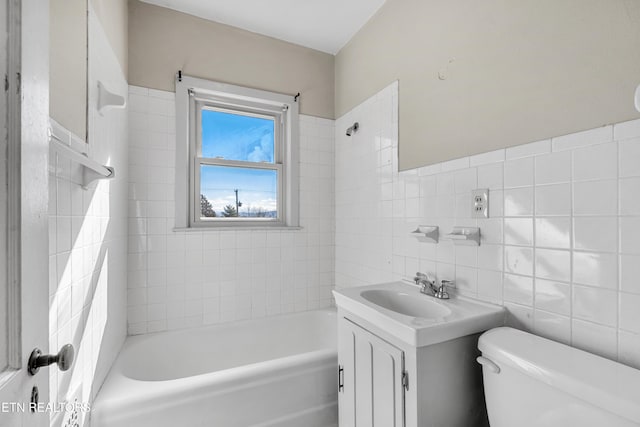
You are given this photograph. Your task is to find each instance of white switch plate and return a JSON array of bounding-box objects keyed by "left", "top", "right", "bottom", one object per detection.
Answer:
[{"left": 471, "top": 188, "right": 489, "bottom": 218}]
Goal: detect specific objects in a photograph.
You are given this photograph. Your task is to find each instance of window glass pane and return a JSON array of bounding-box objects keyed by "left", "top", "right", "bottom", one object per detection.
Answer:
[
  {"left": 201, "top": 109, "right": 275, "bottom": 163},
  {"left": 200, "top": 165, "right": 278, "bottom": 219}
]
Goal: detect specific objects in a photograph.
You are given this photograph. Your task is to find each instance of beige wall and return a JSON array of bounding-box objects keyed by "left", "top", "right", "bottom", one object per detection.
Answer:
[
  {"left": 91, "top": 0, "right": 128, "bottom": 76},
  {"left": 50, "top": 0, "right": 127, "bottom": 140},
  {"left": 50, "top": 0, "right": 87, "bottom": 138},
  {"left": 336, "top": 0, "right": 640, "bottom": 170},
  {"left": 128, "top": 0, "right": 335, "bottom": 119}
]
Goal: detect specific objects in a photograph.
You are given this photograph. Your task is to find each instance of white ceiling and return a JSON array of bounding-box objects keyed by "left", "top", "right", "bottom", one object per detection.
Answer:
[{"left": 139, "top": 0, "right": 387, "bottom": 54}]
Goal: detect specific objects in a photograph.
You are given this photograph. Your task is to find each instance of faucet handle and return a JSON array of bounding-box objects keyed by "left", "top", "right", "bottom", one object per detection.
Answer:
[
  {"left": 434, "top": 279, "right": 455, "bottom": 299},
  {"left": 440, "top": 279, "right": 455, "bottom": 288},
  {"left": 414, "top": 272, "right": 436, "bottom": 286},
  {"left": 434, "top": 279, "right": 454, "bottom": 299}
]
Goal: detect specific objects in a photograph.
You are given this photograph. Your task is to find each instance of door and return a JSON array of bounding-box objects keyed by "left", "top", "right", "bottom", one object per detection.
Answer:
[
  {"left": 0, "top": 0, "right": 51, "bottom": 426},
  {"left": 338, "top": 317, "right": 405, "bottom": 427}
]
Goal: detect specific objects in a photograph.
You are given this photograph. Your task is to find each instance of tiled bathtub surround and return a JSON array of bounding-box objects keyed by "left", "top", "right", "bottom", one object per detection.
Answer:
[
  {"left": 335, "top": 81, "right": 640, "bottom": 368},
  {"left": 127, "top": 86, "right": 335, "bottom": 335},
  {"left": 48, "top": 8, "right": 128, "bottom": 427}
]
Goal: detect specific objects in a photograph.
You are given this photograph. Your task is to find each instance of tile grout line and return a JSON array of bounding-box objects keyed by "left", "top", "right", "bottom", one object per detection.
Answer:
[{"left": 569, "top": 143, "right": 574, "bottom": 346}]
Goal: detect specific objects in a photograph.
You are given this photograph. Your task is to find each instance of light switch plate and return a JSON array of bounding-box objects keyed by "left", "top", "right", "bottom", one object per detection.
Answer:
[{"left": 471, "top": 188, "right": 489, "bottom": 218}]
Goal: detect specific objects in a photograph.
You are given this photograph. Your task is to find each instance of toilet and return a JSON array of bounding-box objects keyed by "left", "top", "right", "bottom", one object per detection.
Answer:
[{"left": 477, "top": 327, "right": 640, "bottom": 427}]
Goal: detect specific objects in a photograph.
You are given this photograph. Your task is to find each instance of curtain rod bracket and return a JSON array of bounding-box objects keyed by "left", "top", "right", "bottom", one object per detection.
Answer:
[
  {"left": 178, "top": 70, "right": 182, "bottom": 82},
  {"left": 294, "top": 92, "right": 300, "bottom": 102}
]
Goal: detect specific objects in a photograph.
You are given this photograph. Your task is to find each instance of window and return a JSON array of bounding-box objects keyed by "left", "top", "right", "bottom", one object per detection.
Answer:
[{"left": 175, "top": 76, "right": 299, "bottom": 228}]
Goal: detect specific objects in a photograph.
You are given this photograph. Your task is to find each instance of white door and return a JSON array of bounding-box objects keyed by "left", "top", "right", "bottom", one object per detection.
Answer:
[
  {"left": 338, "top": 317, "right": 405, "bottom": 427},
  {"left": 0, "top": 0, "right": 51, "bottom": 426}
]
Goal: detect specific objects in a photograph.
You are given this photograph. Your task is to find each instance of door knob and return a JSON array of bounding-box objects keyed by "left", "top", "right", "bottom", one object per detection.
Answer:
[{"left": 28, "top": 344, "right": 74, "bottom": 375}]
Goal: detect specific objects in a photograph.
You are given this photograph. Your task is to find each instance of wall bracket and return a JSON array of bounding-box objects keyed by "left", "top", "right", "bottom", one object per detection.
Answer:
[
  {"left": 446, "top": 226, "right": 480, "bottom": 246},
  {"left": 411, "top": 225, "right": 439, "bottom": 243}
]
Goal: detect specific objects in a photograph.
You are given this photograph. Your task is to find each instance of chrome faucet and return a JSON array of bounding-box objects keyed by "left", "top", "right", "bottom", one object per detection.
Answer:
[
  {"left": 434, "top": 280, "right": 454, "bottom": 300},
  {"left": 414, "top": 272, "right": 438, "bottom": 296},
  {"left": 414, "top": 273, "right": 454, "bottom": 300}
]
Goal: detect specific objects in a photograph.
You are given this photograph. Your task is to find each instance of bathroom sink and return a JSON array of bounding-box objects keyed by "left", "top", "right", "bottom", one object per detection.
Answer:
[
  {"left": 360, "top": 289, "right": 451, "bottom": 319},
  {"left": 333, "top": 281, "right": 505, "bottom": 348}
]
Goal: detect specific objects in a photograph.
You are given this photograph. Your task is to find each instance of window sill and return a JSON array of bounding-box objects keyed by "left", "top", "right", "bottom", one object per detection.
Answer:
[{"left": 172, "top": 226, "right": 303, "bottom": 233}]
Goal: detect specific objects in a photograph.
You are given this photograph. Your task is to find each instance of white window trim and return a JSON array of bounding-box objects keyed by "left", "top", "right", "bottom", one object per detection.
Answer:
[{"left": 175, "top": 75, "right": 299, "bottom": 229}]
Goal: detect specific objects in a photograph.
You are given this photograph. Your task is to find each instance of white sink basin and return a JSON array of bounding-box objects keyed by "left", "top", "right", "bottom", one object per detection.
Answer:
[
  {"left": 360, "top": 289, "right": 451, "bottom": 319},
  {"left": 333, "top": 281, "right": 505, "bottom": 347}
]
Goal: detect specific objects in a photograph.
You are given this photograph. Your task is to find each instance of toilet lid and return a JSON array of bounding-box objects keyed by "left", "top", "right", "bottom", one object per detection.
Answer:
[{"left": 479, "top": 327, "right": 640, "bottom": 424}]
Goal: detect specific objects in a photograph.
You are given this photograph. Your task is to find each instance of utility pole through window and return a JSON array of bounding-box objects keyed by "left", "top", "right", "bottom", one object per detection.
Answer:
[{"left": 234, "top": 189, "right": 242, "bottom": 216}]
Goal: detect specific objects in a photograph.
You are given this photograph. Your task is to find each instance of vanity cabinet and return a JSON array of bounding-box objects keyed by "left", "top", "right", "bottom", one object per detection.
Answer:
[
  {"left": 337, "top": 311, "right": 490, "bottom": 427},
  {"left": 338, "top": 317, "right": 406, "bottom": 427}
]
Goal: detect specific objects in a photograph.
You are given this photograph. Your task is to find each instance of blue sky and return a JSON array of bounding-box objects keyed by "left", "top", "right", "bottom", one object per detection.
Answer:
[
  {"left": 202, "top": 109, "right": 274, "bottom": 162},
  {"left": 200, "top": 110, "right": 277, "bottom": 215}
]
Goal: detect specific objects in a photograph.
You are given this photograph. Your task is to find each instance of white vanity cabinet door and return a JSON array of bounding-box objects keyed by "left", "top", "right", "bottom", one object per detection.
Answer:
[{"left": 338, "top": 317, "right": 405, "bottom": 427}]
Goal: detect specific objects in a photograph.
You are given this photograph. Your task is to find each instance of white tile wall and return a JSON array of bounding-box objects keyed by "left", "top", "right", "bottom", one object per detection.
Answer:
[
  {"left": 48, "top": 8, "right": 128, "bottom": 427},
  {"left": 127, "top": 86, "right": 335, "bottom": 335},
  {"left": 335, "top": 81, "right": 640, "bottom": 368}
]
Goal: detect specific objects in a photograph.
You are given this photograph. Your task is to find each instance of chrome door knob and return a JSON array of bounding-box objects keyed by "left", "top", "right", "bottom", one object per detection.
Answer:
[{"left": 28, "top": 344, "right": 74, "bottom": 375}]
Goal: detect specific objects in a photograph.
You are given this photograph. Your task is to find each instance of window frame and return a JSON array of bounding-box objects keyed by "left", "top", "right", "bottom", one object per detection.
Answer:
[
  {"left": 192, "top": 102, "right": 284, "bottom": 225},
  {"left": 175, "top": 76, "right": 299, "bottom": 229}
]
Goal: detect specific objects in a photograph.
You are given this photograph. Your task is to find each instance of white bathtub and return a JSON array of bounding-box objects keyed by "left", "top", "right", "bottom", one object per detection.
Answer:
[{"left": 92, "top": 309, "right": 338, "bottom": 427}]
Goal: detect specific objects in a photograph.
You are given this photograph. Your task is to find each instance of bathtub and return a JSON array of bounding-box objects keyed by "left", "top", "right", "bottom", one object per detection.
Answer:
[{"left": 92, "top": 309, "right": 337, "bottom": 427}]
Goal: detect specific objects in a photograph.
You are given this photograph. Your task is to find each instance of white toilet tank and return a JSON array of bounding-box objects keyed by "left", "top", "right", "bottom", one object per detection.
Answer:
[{"left": 478, "top": 327, "right": 640, "bottom": 427}]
